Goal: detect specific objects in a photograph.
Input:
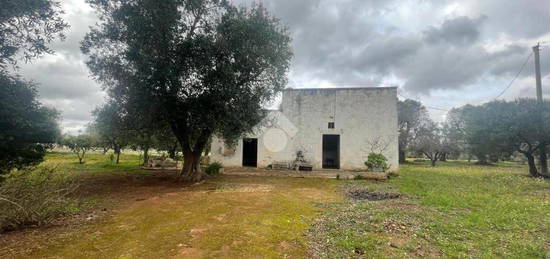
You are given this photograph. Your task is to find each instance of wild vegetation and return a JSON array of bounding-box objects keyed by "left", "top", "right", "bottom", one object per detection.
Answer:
[
  {"left": 1, "top": 153, "right": 548, "bottom": 258},
  {"left": 399, "top": 98, "right": 550, "bottom": 178},
  {"left": 309, "top": 160, "right": 550, "bottom": 258},
  {"left": 0, "top": 167, "right": 78, "bottom": 232}
]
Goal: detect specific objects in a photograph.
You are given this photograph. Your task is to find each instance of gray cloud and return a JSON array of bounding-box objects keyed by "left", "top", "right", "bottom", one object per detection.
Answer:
[
  {"left": 21, "top": 59, "right": 100, "bottom": 100},
  {"left": 468, "top": 0, "right": 550, "bottom": 39},
  {"left": 250, "top": 0, "right": 550, "bottom": 96},
  {"left": 424, "top": 16, "right": 486, "bottom": 46},
  {"left": 400, "top": 45, "right": 489, "bottom": 92},
  {"left": 14, "top": 0, "right": 550, "bottom": 130},
  {"left": 16, "top": 1, "right": 103, "bottom": 133}
]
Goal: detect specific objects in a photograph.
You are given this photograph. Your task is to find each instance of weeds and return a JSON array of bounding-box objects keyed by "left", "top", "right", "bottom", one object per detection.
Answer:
[
  {"left": 0, "top": 167, "right": 79, "bottom": 232},
  {"left": 205, "top": 162, "right": 223, "bottom": 175}
]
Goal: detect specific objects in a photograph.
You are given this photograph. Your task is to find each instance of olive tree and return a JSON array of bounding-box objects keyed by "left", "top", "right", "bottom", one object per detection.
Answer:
[
  {"left": 0, "top": 0, "right": 66, "bottom": 175},
  {"left": 0, "top": 74, "right": 60, "bottom": 175},
  {"left": 457, "top": 99, "right": 550, "bottom": 177},
  {"left": 411, "top": 120, "right": 445, "bottom": 167},
  {"left": 398, "top": 99, "right": 429, "bottom": 163},
  {"left": 91, "top": 101, "right": 130, "bottom": 164},
  {"left": 82, "top": 0, "right": 292, "bottom": 182},
  {"left": 61, "top": 134, "right": 94, "bottom": 164}
]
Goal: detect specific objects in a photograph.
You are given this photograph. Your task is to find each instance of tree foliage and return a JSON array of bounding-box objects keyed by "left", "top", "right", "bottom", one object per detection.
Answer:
[
  {"left": 82, "top": 0, "right": 292, "bottom": 181},
  {"left": 0, "top": 0, "right": 66, "bottom": 175},
  {"left": 0, "top": 0, "right": 68, "bottom": 69},
  {"left": 0, "top": 74, "right": 60, "bottom": 174},
  {"left": 441, "top": 107, "right": 468, "bottom": 160},
  {"left": 411, "top": 120, "right": 445, "bottom": 167},
  {"left": 398, "top": 99, "right": 429, "bottom": 163},
  {"left": 60, "top": 134, "right": 94, "bottom": 164},
  {"left": 90, "top": 101, "right": 130, "bottom": 164},
  {"left": 452, "top": 99, "right": 550, "bottom": 177}
]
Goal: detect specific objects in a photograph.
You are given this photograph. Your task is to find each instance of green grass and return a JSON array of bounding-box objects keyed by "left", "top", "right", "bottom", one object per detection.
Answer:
[
  {"left": 42, "top": 151, "right": 146, "bottom": 174},
  {"left": 311, "top": 160, "right": 550, "bottom": 258},
  {"left": 1, "top": 152, "right": 341, "bottom": 258},
  {"left": 1, "top": 154, "right": 549, "bottom": 258}
]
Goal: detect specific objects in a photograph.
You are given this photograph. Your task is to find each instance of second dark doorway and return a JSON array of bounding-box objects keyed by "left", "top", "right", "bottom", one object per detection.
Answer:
[
  {"left": 322, "top": 135, "right": 340, "bottom": 169},
  {"left": 242, "top": 138, "right": 258, "bottom": 167}
]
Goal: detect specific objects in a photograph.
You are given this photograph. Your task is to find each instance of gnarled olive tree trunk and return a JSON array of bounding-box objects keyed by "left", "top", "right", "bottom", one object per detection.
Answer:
[
  {"left": 525, "top": 153, "right": 539, "bottom": 178},
  {"left": 180, "top": 151, "right": 203, "bottom": 182},
  {"left": 174, "top": 130, "right": 211, "bottom": 183}
]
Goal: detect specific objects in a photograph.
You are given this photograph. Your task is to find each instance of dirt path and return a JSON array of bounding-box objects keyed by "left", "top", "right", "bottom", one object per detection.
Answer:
[{"left": 0, "top": 175, "right": 341, "bottom": 258}]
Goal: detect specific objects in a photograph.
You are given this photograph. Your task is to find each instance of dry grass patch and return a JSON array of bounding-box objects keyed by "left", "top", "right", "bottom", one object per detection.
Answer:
[{"left": 1, "top": 165, "right": 341, "bottom": 259}]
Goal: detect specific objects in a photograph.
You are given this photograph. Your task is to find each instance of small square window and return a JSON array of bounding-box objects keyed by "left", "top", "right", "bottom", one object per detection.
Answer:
[{"left": 328, "top": 122, "right": 335, "bottom": 129}]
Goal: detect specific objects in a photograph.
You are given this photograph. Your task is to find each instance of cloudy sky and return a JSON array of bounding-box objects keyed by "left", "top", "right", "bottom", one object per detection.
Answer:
[{"left": 18, "top": 0, "right": 550, "bottom": 133}]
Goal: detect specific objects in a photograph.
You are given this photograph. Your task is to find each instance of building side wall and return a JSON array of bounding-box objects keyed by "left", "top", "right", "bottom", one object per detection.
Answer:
[{"left": 210, "top": 87, "right": 399, "bottom": 171}]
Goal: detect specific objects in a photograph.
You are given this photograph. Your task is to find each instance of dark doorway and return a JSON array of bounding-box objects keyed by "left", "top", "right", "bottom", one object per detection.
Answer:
[
  {"left": 242, "top": 138, "right": 258, "bottom": 167},
  {"left": 322, "top": 135, "right": 340, "bottom": 169}
]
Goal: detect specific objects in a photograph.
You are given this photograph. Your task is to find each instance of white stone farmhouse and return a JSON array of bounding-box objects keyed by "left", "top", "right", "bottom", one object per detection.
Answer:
[{"left": 210, "top": 87, "right": 399, "bottom": 171}]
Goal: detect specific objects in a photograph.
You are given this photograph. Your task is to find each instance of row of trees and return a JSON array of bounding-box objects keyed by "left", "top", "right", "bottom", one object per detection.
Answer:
[
  {"left": 61, "top": 101, "right": 180, "bottom": 165},
  {"left": 398, "top": 98, "right": 550, "bottom": 178}
]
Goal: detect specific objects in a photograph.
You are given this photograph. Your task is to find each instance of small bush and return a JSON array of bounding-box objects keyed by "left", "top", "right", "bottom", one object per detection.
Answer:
[
  {"left": 0, "top": 167, "right": 79, "bottom": 232},
  {"left": 205, "top": 162, "right": 223, "bottom": 175},
  {"left": 108, "top": 153, "right": 115, "bottom": 163},
  {"left": 364, "top": 153, "right": 390, "bottom": 172}
]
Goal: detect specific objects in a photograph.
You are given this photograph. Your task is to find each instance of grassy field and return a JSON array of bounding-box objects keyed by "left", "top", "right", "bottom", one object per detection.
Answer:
[
  {"left": 1, "top": 153, "right": 549, "bottom": 258},
  {"left": 0, "top": 152, "right": 341, "bottom": 258},
  {"left": 310, "top": 161, "right": 550, "bottom": 258}
]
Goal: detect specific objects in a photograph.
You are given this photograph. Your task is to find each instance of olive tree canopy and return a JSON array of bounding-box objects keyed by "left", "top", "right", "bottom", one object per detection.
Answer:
[
  {"left": 0, "top": 74, "right": 60, "bottom": 174},
  {"left": 0, "top": 0, "right": 68, "bottom": 69},
  {"left": 398, "top": 99, "right": 429, "bottom": 163},
  {"left": 82, "top": 0, "right": 292, "bottom": 181}
]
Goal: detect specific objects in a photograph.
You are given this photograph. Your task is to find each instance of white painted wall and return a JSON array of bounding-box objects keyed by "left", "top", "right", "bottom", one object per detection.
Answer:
[{"left": 210, "top": 87, "right": 399, "bottom": 171}]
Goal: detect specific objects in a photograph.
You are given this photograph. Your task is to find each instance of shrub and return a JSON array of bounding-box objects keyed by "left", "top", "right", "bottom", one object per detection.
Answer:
[
  {"left": 0, "top": 167, "right": 79, "bottom": 232},
  {"left": 108, "top": 153, "right": 115, "bottom": 163},
  {"left": 364, "top": 153, "right": 390, "bottom": 172},
  {"left": 205, "top": 162, "right": 223, "bottom": 175}
]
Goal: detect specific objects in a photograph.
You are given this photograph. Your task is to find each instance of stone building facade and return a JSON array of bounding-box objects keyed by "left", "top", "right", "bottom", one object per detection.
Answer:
[{"left": 210, "top": 87, "right": 399, "bottom": 171}]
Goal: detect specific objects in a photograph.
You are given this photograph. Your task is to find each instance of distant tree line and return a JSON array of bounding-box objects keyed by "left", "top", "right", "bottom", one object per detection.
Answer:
[
  {"left": 398, "top": 98, "right": 550, "bottom": 178},
  {"left": 60, "top": 101, "right": 181, "bottom": 166}
]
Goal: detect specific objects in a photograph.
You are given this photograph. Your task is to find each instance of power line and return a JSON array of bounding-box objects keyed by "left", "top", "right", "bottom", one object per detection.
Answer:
[
  {"left": 493, "top": 52, "right": 533, "bottom": 100},
  {"left": 398, "top": 44, "right": 541, "bottom": 112}
]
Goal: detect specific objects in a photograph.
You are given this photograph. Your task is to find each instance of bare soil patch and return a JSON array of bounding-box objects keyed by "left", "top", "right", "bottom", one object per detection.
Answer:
[{"left": 345, "top": 188, "right": 401, "bottom": 201}]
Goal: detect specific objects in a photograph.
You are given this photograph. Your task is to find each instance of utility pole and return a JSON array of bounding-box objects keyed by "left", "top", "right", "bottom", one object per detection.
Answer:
[
  {"left": 533, "top": 43, "right": 547, "bottom": 176},
  {"left": 534, "top": 43, "right": 543, "bottom": 102}
]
